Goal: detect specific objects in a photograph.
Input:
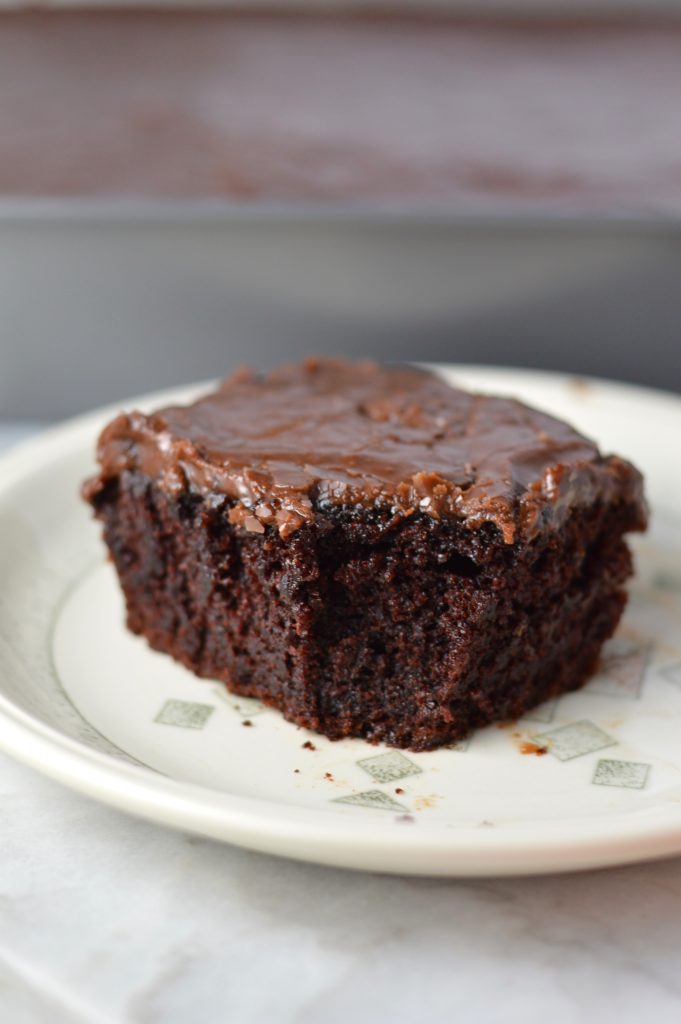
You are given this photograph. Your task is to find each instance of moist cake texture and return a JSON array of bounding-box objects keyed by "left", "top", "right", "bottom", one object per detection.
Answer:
[{"left": 83, "top": 359, "right": 647, "bottom": 750}]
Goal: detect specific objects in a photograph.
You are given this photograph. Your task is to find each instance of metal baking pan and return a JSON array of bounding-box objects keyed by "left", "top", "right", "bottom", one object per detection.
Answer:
[{"left": 1, "top": 199, "right": 680, "bottom": 419}]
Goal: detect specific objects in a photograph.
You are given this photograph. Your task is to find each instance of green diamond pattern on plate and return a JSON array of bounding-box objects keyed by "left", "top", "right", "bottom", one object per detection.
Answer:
[
  {"left": 539, "top": 720, "right": 616, "bottom": 761},
  {"left": 357, "top": 751, "right": 421, "bottom": 783},
  {"left": 592, "top": 759, "right": 650, "bottom": 790},
  {"left": 652, "top": 571, "right": 681, "bottom": 593},
  {"left": 584, "top": 640, "right": 651, "bottom": 699},
  {"left": 211, "top": 686, "right": 264, "bottom": 717},
  {"left": 154, "top": 699, "right": 215, "bottom": 730},
  {"left": 522, "top": 698, "right": 558, "bottom": 724},
  {"left": 334, "top": 790, "right": 407, "bottom": 812},
  {"left": 660, "top": 662, "right": 681, "bottom": 689}
]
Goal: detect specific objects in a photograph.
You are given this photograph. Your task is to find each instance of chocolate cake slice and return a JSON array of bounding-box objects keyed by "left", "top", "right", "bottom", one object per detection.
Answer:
[{"left": 83, "top": 360, "right": 647, "bottom": 751}]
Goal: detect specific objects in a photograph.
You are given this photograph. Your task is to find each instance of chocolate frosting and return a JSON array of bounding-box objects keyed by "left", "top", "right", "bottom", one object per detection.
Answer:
[{"left": 85, "top": 359, "right": 646, "bottom": 543}]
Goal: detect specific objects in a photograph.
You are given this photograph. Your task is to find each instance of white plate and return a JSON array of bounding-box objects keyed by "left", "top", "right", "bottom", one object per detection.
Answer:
[{"left": 2, "top": 366, "right": 681, "bottom": 877}]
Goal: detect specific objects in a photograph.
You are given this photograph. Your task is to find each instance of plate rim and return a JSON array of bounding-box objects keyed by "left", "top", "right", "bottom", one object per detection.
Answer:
[{"left": 2, "top": 364, "right": 681, "bottom": 877}]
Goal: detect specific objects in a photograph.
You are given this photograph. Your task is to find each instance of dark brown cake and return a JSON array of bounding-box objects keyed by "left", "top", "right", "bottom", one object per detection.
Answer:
[{"left": 83, "top": 359, "right": 647, "bottom": 751}]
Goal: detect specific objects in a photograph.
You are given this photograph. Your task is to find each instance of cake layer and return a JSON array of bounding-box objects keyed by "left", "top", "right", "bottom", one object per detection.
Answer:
[
  {"left": 90, "top": 470, "right": 641, "bottom": 750},
  {"left": 84, "top": 360, "right": 647, "bottom": 750}
]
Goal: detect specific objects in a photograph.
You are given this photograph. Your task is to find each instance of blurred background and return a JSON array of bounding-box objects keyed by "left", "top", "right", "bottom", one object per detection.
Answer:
[{"left": 1, "top": 2, "right": 680, "bottom": 419}]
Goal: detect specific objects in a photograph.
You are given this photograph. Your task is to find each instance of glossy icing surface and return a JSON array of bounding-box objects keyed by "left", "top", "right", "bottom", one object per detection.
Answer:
[{"left": 86, "top": 359, "right": 646, "bottom": 542}]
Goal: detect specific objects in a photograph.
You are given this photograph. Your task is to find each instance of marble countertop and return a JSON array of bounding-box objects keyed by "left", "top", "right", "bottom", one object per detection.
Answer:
[{"left": 2, "top": 424, "right": 681, "bottom": 1023}]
